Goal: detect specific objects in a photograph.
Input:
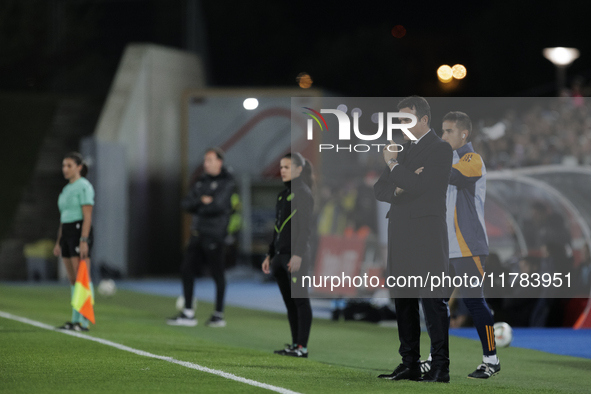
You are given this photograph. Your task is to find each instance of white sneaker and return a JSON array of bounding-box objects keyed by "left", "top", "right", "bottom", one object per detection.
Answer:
[
  {"left": 420, "top": 359, "right": 431, "bottom": 374},
  {"left": 205, "top": 315, "right": 226, "bottom": 327},
  {"left": 284, "top": 347, "right": 308, "bottom": 358},
  {"left": 166, "top": 312, "right": 197, "bottom": 327},
  {"left": 468, "top": 362, "right": 501, "bottom": 379}
]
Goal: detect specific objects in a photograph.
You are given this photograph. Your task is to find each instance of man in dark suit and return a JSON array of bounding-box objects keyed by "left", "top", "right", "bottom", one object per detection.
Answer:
[{"left": 374, "top": 96, "right": 453, "bottom": 383}]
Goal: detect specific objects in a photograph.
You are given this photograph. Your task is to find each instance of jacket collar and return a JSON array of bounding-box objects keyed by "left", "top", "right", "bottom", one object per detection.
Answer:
[
  {"left": 285, "top": 175, "right": 303, "bottom": 190},
  {"left": 456, "top": 142, "right": 474, "bottom": 158},
  {"left": 402, "top": 129, "right": 435, "bottom": 162},
  {"left": 205, "top": 167, "right": 228, "bottom": 180},
  {"left": 412, "top": 128, "right": 432, "bottom": 145}
]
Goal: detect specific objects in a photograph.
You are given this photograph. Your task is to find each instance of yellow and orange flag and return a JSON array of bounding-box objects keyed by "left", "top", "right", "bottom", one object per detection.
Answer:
[{"left": 71, "top": 259, "right": 95, "bottom": 324}]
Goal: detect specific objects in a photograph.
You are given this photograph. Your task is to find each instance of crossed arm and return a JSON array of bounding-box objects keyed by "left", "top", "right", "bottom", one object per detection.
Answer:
[
  {"left": 374, "top": 143, "right": 452, "bottom": 202},
  {"left": 387, "top": 143, "right": 453, "bottom": 198},
  {"left": 182, "top": 180, "right": 235, "bottom": 215}
]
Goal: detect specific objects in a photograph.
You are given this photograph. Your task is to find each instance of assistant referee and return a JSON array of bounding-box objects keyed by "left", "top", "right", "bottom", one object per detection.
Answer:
[{"left": 53, "top": 152, "right": 95, "bottom": 332}]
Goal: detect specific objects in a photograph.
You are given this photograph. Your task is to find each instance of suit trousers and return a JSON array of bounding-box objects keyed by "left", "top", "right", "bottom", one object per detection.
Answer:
[{"left": 394, "top": 297, "right": 450, "bottom": 371}]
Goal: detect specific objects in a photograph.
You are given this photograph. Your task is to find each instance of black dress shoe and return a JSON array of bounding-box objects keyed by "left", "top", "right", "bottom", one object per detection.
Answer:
[
  {"left": 420, "top": 367, "right": 450, "bottom": 383},
  {"left": 378, "top": 364, "right": 421, "bottom": 381}
]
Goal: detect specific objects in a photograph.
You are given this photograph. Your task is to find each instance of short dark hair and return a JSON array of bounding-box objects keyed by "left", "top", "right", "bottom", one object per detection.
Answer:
[
  {"left": 397, "top": 96, "right": 431, "bottom": 126},
  {"left": 442, "top": 111, "right": 472, "bottom": 138},
  {"left": 205, "top": 147, "right": 225, "bottom": 161}
]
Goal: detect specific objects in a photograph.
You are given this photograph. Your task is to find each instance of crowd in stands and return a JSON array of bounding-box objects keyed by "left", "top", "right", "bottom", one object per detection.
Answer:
[{"left": 474, "top": 79, "right": 591, "bottom": 170}]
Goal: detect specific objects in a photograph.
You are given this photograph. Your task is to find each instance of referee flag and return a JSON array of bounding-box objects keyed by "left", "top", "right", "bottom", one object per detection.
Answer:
[{"left": 72, "top": 259, "right": 95, "bottom": 324}]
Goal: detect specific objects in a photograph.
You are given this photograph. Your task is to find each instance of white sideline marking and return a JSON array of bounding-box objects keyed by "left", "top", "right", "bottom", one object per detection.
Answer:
[{"left": 0, "top": 311, "right": 301, "bottom": 394}]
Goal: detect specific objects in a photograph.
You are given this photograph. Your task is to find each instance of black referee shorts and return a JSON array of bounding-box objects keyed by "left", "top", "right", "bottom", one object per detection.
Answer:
[{"left": 60, "top": 221, "right": 93, "bottom": 258}]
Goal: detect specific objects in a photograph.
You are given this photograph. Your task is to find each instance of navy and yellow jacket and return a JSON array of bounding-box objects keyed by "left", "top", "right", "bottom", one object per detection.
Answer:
[
  {"left": 268, "top": 176, "right": 314, "bottom": 258},
  {"left": 446, "top": 142, "right": 489, "bottom": 258}
]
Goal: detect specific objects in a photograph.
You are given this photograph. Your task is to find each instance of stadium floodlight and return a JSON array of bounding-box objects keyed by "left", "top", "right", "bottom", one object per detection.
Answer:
[
  {"left": 451, "top": 64, "right": 467, "bottom": 79},
  {"left": 437, "top": 65, "right": 453, "bottom": 83},
  {"left": 543, "top": 47, "right": 580, "bottom": 66},
  {"left": 543, "top": 47, "right": 580, "bottom": 93},
  {"left": 243, "top": 98, "right": 259, "bottom": 110}
]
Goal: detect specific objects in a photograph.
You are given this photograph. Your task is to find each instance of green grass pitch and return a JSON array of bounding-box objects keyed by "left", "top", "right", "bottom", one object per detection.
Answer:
[{"left": 0, "top": 285, "right": 590, "bottom": 393}]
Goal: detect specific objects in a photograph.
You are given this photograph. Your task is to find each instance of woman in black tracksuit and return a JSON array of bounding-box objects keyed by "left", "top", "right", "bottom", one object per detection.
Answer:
[{"left": 262, "top": 152, "right": 314, "bottom": 358}]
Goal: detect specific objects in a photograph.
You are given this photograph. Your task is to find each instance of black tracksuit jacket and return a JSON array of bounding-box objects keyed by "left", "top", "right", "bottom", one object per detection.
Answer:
[
  {"left": 182, "top": 168, "right": 236, "bottom": 241},
  {"left": 268, "top": 176, "right": 314, "bottom": 258}
]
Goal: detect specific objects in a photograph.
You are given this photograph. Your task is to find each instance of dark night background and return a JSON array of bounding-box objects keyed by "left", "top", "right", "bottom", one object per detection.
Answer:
[
  {"left": 1, "top": 0, "right": 591, "bottom": 98},
  {"left": 2, "top": 0, "right": 591, "bottom": 277}
]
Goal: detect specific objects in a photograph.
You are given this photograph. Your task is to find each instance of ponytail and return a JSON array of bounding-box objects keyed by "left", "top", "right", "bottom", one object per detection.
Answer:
[
  {"left": 300, "top": 159, "right": 314, "bottom": 189},
  {"left": 64, "top": 152, "right": 88, "bottom": 177},
  {"left": 284, "top": 152, "right": 314, "bottom": 189}
]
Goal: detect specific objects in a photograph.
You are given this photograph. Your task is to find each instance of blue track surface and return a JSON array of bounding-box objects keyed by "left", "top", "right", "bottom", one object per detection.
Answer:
[
  {"left": 8, "top": 278, "right": 590, "bottom": 359},
  {"left": 118, "top": 278, "right": 591, "bottom": 360},
  {"left": 117, "top": 278, "right": 334, "bottom": 320},
  {"left": 450, "top": 327, "right": 591, "bottom": 359}
]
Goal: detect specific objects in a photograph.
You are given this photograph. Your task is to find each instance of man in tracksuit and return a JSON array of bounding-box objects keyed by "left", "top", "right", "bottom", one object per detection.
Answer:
[
  {"left": 167, "top": 147, "right": 235, "bottom": 328},
  {"left": 421, "top": 112, "right": 500, "bottom": 379}
]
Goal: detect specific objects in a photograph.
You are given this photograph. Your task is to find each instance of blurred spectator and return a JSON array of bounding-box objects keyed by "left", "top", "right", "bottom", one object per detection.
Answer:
[
  {"left": 523, "top": 202, "right": 572, "bottom": 271},
  {"left": 474, "top": 93, "right": 591, "bottom": 169},
  {"left": 316, "top": 183, "right": 356, "bottom": 236},
  {"left": 534, "top": 202, "right": 573, "bottom": 276},
  {"left": 575, "top": 243, "right": 591, "bottom": 295},
  {"left": 317, "top": 172, "right": 379, "bottom": 238},
  {"left": 449, "top": 295, "right": 470, "bottom": 328},
  {"left": 352, "top": 171, "right": 379, "bottom": 234},
  {"left": 504, "top": 256, "right": 544, "bottom": 327},
  {"left": 571, "top": 76, "right": 585, "bottom": 108},
  {"left": 483, "top": 253, "right": 509, "bottom": 322}
]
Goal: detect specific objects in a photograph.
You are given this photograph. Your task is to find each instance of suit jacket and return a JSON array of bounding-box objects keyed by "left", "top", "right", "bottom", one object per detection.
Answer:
[{"left": 374, "top": 130, "right": 453, "bottom": 297}]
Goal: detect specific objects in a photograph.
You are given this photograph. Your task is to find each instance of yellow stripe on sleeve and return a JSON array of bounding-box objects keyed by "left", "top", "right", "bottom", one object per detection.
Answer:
[{"left": 452, "top": 153, "right": 483, "bottom": 177}]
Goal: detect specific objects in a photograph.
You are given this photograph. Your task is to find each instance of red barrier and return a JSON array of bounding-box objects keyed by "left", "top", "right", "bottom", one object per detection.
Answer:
[
  {"left": 312, "top": 236, "right": 366, "bottom": 296},
  {"left": 574, "top": 298, "right": 591, "bottom": 329}
]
